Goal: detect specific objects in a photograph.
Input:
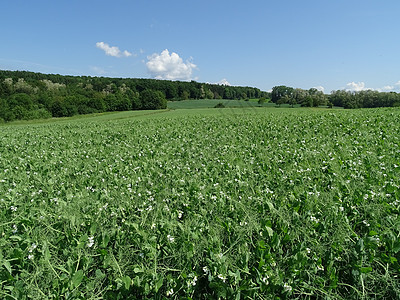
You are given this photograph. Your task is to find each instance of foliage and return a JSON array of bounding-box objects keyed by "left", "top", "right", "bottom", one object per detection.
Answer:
[
  {"left": 258, "top": 97, "right": 267, "bottom": 105},
  {"left": 0, "top": 107, "right": 399, "bottom": 299},
  {"left": 0, "top": 70, "right": 267, "bottom": 122},
  {"left": 330, "top": 90, "right": 400, "bottom": 109},
  {"left": 140, "top": 90, "right": 167, "bottom": 110},
  {"left": 272, "top": 85, "right": 400, "bottom": 109},
  {"left": 272, "top": 86, "right": 328, "bottom": 107},
  {"left": 271, "top": 85, "right": 294, "bottom": 103}
]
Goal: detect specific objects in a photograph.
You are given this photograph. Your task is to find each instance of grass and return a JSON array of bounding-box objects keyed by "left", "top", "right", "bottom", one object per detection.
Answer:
[{"left": 0, "top": 106, "right": 399, "bottom": 299}]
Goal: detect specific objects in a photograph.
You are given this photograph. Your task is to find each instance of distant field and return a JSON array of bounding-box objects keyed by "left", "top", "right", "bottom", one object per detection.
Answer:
[
  {"left": 1, "top": 107, "right": 399, "bottom": 299},
  {"left": 167, "top": 98, "right": 277, "bottom": 109}
]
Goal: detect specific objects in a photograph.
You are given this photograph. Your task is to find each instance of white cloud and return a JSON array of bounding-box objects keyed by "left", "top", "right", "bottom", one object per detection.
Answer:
[
  {"left": 217, "top": 78, "right": 231, "bottom": 86},
  {"left": 96, "top": 42, "right": 132, "bottom": 58},
  {"left": 313, "top": 86, "right": 325, "bottom": 93},
  {"left": 345, "top": 82, "right": 371, "bottom": 92},
  {"left": 146, "top": 49, "right": 196, "bottom": 80},
  {"left": 344, "top": 81, "right": 400, "bottom": 92},
  {"left": 377, "top": 82, "right": 400, "bottom": 92},
  {"left": 379, "top": 85, "right": 394, "bottom": 92},
  {"left": 384, "top": 81, "right": 400, "bottom": 91}
]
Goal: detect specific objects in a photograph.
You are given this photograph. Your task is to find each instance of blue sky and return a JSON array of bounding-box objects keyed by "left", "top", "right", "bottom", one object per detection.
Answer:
[{"left": 1, "top": 0, "right": 399, "bottom": 93}]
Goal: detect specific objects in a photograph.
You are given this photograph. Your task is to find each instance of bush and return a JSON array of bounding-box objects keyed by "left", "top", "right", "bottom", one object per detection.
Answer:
[
  {"left": 29, "top": 108, "right": 52, "bottom": 120},
  {"left": 258, "top": 97, "right": 266, "bottom": 105}
]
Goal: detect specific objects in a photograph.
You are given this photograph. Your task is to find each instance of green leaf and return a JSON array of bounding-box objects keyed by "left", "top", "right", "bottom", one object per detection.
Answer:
[
  {"left": 360, "top": 266, "right": 372, "bottom": 273},
  {"left": 43, "top": 243, "right": 51, "bottom": 261},
  {"left": 9, "top": 235, "right": 23, "bottom": 242},
  {"left": 101, "top": 233, "right": 110, "bottom": 248},
  {"left": 3, "top": 260, "right": 12, "bottom": 274},
  {"left": 155, "top": 277, "right": 163, "bottom": 292},
  {"left": 131, "top": 223, "right": 139, "bottom": 231},
  {"left": 258, "top": 257, "right": 265, "bottom": 269},
  {"left": 90, "top": 223, "right": 97, "bottom": 235},
  {"left": 71, "top": 270, "right": 84, "bottom": 288},
  {"left": 77, "top": 234, "right": 88, "bottom": 249},
  {"left": 393, "top": 241, "right": 400, "bottom": 253},
  {"left": 258, "top": 240, "right": 266, "bottom": 250},
  {"left": 266, "top": 201, "right": 274, "bottom": 211},
  {"left": 265, "top": 226, "right": 274, "bottom": 237},
  {"left": 122, "top": 275, "right": 131, "bottom": 290},
  {"left": 95, "top": 269, "right": 105, "bottom": 279}
]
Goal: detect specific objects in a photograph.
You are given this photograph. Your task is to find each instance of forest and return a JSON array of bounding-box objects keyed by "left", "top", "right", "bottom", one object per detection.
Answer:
[
  {"left": 270, "top": 85, "right": 400, "bottom": 109},
  {"left": 1, "top": 70, "right": 399, "bottom": 122},
  {"left": 0, "top": 70, "right": 266, "bottom": 122}
]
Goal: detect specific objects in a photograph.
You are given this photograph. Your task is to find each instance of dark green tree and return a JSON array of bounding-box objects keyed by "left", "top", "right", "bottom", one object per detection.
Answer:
[
  {"left": 140, "top": 89, "right": 167, "bottom": 110},
  {"left": 271, "top": 86, "right": 294, "bottom": 103}
]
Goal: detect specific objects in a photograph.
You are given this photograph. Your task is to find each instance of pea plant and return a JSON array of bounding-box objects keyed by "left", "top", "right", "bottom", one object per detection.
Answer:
[{"left": 0, "top": 108, "right": 399, "bottom": 299}]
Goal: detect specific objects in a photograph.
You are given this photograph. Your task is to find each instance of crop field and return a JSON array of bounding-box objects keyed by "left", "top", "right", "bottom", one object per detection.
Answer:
[
  {"left": 0, "top": 107, "right": 400, "bottom": 299},
  {"left": 167, "top": 99, "right": 276, "bottom": 110}
]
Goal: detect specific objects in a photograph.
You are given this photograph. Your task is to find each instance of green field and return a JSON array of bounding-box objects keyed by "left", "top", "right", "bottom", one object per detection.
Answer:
[
  {"left": 167, "top": 99, "right": 275, "bottom": 109},
  {"left": 1, "top": 106, "right": 399, "bottom": 299}
]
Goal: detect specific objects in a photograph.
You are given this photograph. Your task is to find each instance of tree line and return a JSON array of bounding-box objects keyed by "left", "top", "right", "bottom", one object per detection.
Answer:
[
  {"left": 271, "top": 85, "right": 400, "bottom": 109},
  {"left": 0, "top": 70, "right": 266, "bottom": 122}
]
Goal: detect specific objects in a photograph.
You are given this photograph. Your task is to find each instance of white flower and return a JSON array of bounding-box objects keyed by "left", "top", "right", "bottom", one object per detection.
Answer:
[
  {"left": 29, "top": 243, "right": 37, "bottom": 253},
  {"left": 203, "top": 266, "right": 209, "bottom": 274},
  {"left": 217, "top": 274, "right": 226, "bottom": 282},
  {"left": 166, "top": 288, "right": 174, "bottom": 296},
  {"left": 310, "top": 216, "right": 319, "bottom": 223},
  {"left": 151, "top": 223, "right": 156, "bottom": 229},
  {"left": 28, "top": 254, "right": 34, "bottom": 260},
  {"left": 12, "top": 224, "right": 18, "bottom": 233},
  {"left": 178, "top": 210, "right": 183, "bottom": 219},
  {"left": 283, "top": 283, "right": 292, "bottom": 292},
  {"left": 187, "top": 275, "right": 198, "bottom": 287},
  {"left": 167, "top": 235, "right": 174, "bottom": 243},
  {"left": 306, "top": 248, "right": 311, "bottom": 254},
  {"left": 10, "top": 206, "right": 17, "bottom": 212},
  {"left": 87, "top": 236, "right": 95, "bottom": 248},
  {"left": 192, "top": 276, "right": 197, "bottom": 286}
]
